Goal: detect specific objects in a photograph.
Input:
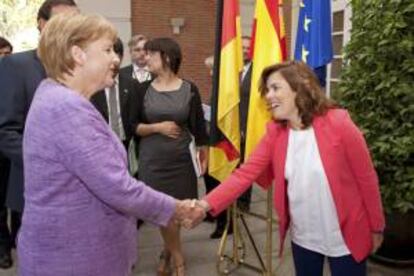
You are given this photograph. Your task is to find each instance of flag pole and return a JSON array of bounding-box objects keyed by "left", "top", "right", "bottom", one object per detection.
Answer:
[
  {"left": 214, "top": 0, "right": 287, "bottom": 273},
  {"left": 209, "top": 0, "right": 223, "bottom": 146}
]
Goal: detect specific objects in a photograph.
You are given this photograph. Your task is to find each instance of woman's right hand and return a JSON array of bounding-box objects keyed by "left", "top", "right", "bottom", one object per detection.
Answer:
[{"left": 156, "top": 121, "right": 181, "bottom": 139}]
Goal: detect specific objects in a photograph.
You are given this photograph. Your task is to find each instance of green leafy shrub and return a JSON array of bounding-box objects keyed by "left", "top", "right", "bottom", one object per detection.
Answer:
[{"left": 338, "top": 0, "right": 414, "bottom": 213}]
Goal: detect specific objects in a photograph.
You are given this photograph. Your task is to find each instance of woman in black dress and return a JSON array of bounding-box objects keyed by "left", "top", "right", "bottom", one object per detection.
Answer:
[{"left": 129, "top": 38, "right": 208, "bottom": 276}]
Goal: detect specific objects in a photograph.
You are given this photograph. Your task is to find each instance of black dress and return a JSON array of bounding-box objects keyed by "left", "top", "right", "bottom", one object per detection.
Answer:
[{"left": 129, "top": 80, "right": 208, "bottom": 199}]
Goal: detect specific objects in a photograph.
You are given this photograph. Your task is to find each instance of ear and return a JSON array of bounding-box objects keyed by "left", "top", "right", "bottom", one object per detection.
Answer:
[
  {"left": 71, "top": 45, "right": 86, "bottom": 65},
  {"left": 37, "top": 18, "right": 47, "bottom": 33}
]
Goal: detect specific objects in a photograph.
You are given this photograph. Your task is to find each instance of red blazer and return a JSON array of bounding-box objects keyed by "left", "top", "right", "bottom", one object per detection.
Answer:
[{"left": 204, "top": 109, "right": 385, "bottom": 262}]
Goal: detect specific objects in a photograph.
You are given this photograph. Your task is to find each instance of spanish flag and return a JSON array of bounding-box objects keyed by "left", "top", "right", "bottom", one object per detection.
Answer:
[
  {"left": 244, "top": 0, "right": 287, "bottom": 160},
  {"left": 208, "top": 0, "right": 243, "bottom": 181}
]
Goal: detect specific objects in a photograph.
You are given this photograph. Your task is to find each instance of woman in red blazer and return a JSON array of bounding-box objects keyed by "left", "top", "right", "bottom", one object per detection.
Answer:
[{"left": 197, "top": 61, "right": 385, "bottom": 276}]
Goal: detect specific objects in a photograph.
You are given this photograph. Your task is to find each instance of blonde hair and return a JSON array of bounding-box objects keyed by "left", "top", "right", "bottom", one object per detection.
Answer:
[
  {"left": 128, "top": 34, "right": 147, "bottom": 48},
  {"left": 38, "top": 13, "right": 117, "bottom": 80}
]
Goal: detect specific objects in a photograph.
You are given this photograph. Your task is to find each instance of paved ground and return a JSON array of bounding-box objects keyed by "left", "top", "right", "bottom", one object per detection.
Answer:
[{"left": 1, "top": 186, "right": 413, "bottom": 275}]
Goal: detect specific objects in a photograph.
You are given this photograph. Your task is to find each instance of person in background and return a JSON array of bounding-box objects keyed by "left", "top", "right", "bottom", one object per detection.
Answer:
[
  {"left": 237, "top": 35, "right": 253, "bottom": 212},
  {"left": 0, "top": 0, "right": 78, "bottom": 269},
  {"left": 0, "top": 36, "right": 14, "bottom": 269},
  {"left": 91, "top": 37, "right": 133, "bottom": 150},
  {"left": 120, "top": 34, "right": 153, "bottom": 83},
  {"left": 202, "top": 55, "right": 232, "bottom": 239},
  {"left": 128, "top": 37, "right": 208, "bottom": 276},
  {"left": 197, "top": 61, "right": 385, "bottom": 276},
  {"left": 0, "top": 37, "right": 12, "bottom": 57},
  {"left": 19, "top": 13, "right": 205, "bottom": 276}
]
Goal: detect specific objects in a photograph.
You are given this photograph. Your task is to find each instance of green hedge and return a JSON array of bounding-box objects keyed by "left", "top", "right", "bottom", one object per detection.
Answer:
[{"left": 339, "top": 0, "right": 414, "bottom": 213}]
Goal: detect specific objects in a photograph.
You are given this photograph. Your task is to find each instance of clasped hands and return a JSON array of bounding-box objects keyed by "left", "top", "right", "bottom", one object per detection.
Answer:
[{"left": 173, "top": 199, "right": 210, "bottom": 229}]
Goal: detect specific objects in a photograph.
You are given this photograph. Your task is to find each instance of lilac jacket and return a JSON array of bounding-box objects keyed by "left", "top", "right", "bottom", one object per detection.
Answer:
[{"left": 18, "top": 79, "right": 176, "bottom": 276}]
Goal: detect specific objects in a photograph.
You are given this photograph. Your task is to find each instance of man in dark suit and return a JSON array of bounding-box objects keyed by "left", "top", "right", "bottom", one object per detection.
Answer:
[
  {"left": 238, "top": 36, "right": 253, "bottom": 212},
  {"left": 119, "top": 34, "right": 153, "bottom": 83},
  {"left": 0, "top": 37, "right": 13, "bottom": 57},
  {"left": 0, "top": 0, "right": 78, "bottom": 268},
  {"left": 0, "top": 36, "right": 14, "bottom": 269},
  {"left": 91, "top": 38, "right": 133, "bottom": 150}
]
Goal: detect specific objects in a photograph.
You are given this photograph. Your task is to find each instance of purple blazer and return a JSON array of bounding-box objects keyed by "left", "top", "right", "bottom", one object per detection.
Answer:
[{"left": 19, "top": 79, "right": 176, "bottom": 276}]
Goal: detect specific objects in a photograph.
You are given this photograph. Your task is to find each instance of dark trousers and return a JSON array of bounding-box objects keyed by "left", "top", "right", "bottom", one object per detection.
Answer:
[
  {"left": 0, "top": 209, "right": 20, "bottom": 253},
  {"left": 0, "top": 158, "right": 21, "bottom": 254},
  {"left": 291, "top": 242, "right": 366, "bottom": 276},
  {"left": 237, "top": 139, "right": 252, "bottom": 209},
  {"left": 204, "top": 173, "right": 227, "bottom": 226}
]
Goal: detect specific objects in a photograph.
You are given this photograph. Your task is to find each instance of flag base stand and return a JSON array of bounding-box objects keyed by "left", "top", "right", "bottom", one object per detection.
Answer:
[{"left": 216, "top": 187, "right": 277, "bottom": 275}]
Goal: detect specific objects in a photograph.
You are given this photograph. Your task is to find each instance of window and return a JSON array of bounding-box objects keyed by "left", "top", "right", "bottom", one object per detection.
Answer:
[{"left": 327, "top": 0, "right": 352, "bottom": 99}]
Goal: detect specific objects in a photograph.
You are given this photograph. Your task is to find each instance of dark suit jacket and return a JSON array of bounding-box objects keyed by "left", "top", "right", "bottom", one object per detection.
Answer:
[
  {"left": 90, "top": 73, "right": 136, "bottom": 147},
  {"left": 0, "top": 50, "right": 46, "bottom": 212},
  {"left": 239, "top": 63, "right": 252, "bottom": 161}
]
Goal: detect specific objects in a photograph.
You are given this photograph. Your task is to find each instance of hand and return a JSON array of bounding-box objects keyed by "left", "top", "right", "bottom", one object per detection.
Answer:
[
  {"left": 173, "top": 199, "right": 206, "bottom": 229},
  {"left": 372, "top": 232, "right": 384, "bottom": 253},
  {"left": 180, "top": 200, "right": 211, "bottom": 229},
  {"left": 157, "top": 121, "right": 181, "bottom": 139}
]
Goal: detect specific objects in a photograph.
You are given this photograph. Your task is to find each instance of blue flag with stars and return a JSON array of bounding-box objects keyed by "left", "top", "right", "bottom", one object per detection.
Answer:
[{"left": 294, "top": 0, "right": 333, "bottom": 87}]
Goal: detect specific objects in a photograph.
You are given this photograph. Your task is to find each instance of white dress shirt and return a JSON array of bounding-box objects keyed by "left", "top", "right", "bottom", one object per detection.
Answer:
[
  {"left": 105, "top": 77, "right": 126, "bottom": 141},
  {"left": 132, "top": 64, "right": 151, "bottom": 83}
]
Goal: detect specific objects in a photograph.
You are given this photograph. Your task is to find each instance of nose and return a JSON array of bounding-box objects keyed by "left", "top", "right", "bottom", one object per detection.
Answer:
[
  {"left": 265, "top": 89, "right": 273, "bottom": 101},
  {"left": 113, "top": 52, "right": 120, "bottom": 65}
]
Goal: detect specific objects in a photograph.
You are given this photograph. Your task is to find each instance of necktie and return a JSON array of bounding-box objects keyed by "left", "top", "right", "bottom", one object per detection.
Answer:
[{"left": 108, "top": 85, "right": 121, "bottom": 137}]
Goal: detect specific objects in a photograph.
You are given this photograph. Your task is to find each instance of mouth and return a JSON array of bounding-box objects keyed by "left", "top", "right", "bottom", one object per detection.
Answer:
[
  {"left": 110, "top": 66, "right": 119, "bottom": 77},
  {"left": 267, "top": 102, "right": 281, "bottom": 111}
]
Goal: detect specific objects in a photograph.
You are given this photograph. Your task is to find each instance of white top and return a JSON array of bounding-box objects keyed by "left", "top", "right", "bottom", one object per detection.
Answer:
[
  {"left": 285, "top": 127, "right": 350, "bottom": 256},
  {"left": 105, "top": 77, "right": 126, "bottom": 141}
]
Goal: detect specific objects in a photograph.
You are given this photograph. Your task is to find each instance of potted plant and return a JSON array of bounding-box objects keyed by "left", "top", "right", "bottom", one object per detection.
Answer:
[{"left": 338, "top": 0, "right": 414, "bottom": 266}]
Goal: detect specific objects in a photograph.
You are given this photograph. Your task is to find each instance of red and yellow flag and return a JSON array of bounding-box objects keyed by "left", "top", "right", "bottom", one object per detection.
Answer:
[
  {"left": 209, "top": 0, "right": 243, "bottom": 181},
  {"left": 245, "top": 0, "right": 286, "bottom": 160}
]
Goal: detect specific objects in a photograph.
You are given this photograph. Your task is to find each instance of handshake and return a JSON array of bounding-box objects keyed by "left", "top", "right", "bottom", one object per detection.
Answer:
[{"left": 172, "top": 199, "right": 211, "bottom": 229}]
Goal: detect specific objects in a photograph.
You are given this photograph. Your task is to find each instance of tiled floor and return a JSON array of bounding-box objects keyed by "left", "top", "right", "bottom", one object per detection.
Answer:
[{"left": 1, "top": 186, "right": 413, "bottom": 275}]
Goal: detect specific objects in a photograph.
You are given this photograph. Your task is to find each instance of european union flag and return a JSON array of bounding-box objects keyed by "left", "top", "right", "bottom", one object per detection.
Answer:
[{"left": 294, "top": 0, "right": 333, "bottom": 87}]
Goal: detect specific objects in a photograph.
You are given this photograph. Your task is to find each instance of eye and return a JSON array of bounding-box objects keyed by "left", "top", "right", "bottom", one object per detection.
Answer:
[{"left": 269, "top": 84, "right": 279, "bottom": 91}]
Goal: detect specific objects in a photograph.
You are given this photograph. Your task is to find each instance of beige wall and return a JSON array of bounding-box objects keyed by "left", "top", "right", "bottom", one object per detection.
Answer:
[
  {"left": 240, "top": 0, "right": 255, "bottom": 36},
  {"left": 76, "top": 0, "right": 132, "bottom": 66}
]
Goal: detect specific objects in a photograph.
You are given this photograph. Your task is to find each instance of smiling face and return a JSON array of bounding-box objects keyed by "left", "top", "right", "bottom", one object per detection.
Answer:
[
  {"left": 80, "top": 36, "right": 120, "bottom": 91},
  {"left": 264, "top": 71, "right": 301, "bottom": 126}
]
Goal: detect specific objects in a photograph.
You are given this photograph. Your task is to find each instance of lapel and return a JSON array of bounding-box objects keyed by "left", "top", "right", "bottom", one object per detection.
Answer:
[
  {"left": 312, "top": 114, "right": 345, "bottom": 223},
  {"left": 272, "top": 124, "right": 289, "bottom": 221},
  {"left": 117, "top": 74, "right": 130, "bottom": 109}
]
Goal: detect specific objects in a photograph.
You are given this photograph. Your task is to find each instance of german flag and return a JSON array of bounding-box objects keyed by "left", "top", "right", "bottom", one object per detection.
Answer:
[
  {"left": 208, "top": 0, "right": 243, "bottom": 182},
  {"left": 244, "top": 0, "right": 287, "bottom": 160}
]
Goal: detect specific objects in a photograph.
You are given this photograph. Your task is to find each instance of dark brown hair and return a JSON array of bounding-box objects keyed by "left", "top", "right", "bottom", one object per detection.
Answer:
[
  {"left": 0, "top": 37, "right": 12, "bottom": 52},
  {"left": 259, "top": 60, "right": 336, "bottom": 127},
  {"left": 144, "top": 37, "right": 182, "bottom": 74},
  {"left": 37, "top": 0, "right": 77, "bottom": 21}
]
